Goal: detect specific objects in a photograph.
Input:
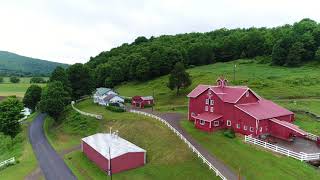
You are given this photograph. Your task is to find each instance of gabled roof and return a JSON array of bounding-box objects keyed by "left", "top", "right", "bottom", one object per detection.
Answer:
[
  {"left": 82, "top": 133, "right": 146, "bottom": 159},
  {"left": 141, "top": 96, "right": 153, "bottom": 101},
  {"left": 235, "top": 100, "right": 294, "bottom": 120},
  {"left": 187, "top": 84, "right": 258, "bottom": 103},
  {"left": 192, "top": 112, "right": 223, "bottom": 122},
  {"left": 95, "top": 88, "right": 112, "bottom": 96},
  {"left": 270, "top": 118, "right": 307, "bottom": 136}
]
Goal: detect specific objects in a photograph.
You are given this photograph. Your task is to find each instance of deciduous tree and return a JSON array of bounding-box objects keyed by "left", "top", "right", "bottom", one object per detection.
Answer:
[
  {"left": 0, "top": 97, "right": 23, "bottom": 138},
  {"left": 23, "top": 85, "right": 42, "bottom": 111},
  {"left": 167, "top": 62, "right": 191, "bottom": 95}
]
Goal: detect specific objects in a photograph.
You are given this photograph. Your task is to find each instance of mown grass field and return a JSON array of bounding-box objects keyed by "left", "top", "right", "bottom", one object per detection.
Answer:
[
  {"left": 277, "top": 100, "right": 320, "bottom": 115},
  {"left": 44, "top": 99, "right": 219, "bottom": 180},
  {"left": 116, "top": 59, "right": 320, "bottom": 112},
  {"left": 0, "top": 113, "right": 39, "bottom": 180},
  {"left": 0, "top": 77, "right": 48, "bottom": 97},
  {"left": 181, "top": 121, "right": 320, "bottom": 180}
]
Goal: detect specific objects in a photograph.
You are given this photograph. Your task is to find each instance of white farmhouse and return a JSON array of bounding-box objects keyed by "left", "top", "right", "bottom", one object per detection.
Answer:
[{"left": 93, "top": 88, "right": 117, "bottom": 104}]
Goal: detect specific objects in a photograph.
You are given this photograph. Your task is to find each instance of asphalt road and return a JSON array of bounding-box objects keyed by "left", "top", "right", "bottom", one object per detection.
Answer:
[{"left": 29, "top": 113, "right": 77, "bottom": 180}]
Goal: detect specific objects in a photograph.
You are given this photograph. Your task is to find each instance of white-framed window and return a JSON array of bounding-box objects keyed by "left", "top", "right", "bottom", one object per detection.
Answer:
[
  {"left": 191, "top": 112, "right": 195, "bottom": 116},
  {"left": 250, "top": 127, "right": 254, "bottom": 132},
  {"left": 205, "top": 99, "right": 209, "bottom": 105},
  {"left": 213, "top": 121, "right": 219, "bottom": 127},
  {"left": 259, "top": 127, "right": 263, "bottom": 132},
  {"left": 200, "top": 120, "right": 205, "bottom": 125},
  {"left": 210, "top": 99, "right": 214, "bottom": 105},
  {"left": 236, "top": 124, "right": 240, "bottom": 129},
  {"left": 210, "top": 107, "right": 214, "bottom": 112},
  {"left": 243, "top": 125, "right": 248, "bottom": 131},
  {"left": 205, "top": 106, "right": 208, "bottom": 111},
  {"left": 226, "top": 120, "right": 231, "bottom": 126},
  {"left": 246, "top": 91, "right": 249, "bottom": 97}
]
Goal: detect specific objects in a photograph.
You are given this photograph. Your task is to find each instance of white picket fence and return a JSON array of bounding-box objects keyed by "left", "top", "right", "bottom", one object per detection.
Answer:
[
  {"left": 0, "top": 157, "right": 15, "bottom": 168},
  {"left": 130, "top": 110, "right": 227, "bottom": 180},
  {"left": 71, "top": 101, "right": 102, "bottom": 120},
  {"left": 245, "top": 135, "right": 320, "bottom": 161},
  {"left": 306, "top": 133, "right": 319, "bottom": 141}
]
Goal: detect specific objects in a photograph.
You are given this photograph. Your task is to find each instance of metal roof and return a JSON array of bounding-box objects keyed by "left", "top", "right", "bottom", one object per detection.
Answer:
[
  {"left": 96, "top": 88, "right": 112, "bottom": 96},
  {"left": 141, "top": 96, "right": 154, "bottom": 101},
  {"left": 235, "top": 100, "right": 294, "bottom": 120},
  {"left": 82, "top": 133, "right": 146, "bottom": 159},
  {"left": 192, "top": 112, "right": 223, "bottom": 122}
]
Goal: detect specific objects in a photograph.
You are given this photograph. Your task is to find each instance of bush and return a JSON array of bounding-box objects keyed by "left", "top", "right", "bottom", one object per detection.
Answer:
[
  {"left": 0, "top": 77, "right": 3, "bottom": 83},
  {"left": 30, "top": 77, "right": 46, "bottom": 83},
  {"left": 124, "top": 97, "right": 132, "bottom": 103},
  {"left": 10, "top": 76, "right": 20, "bottom": 83},
  {"left": 106, "top": 105, "right": 125, "bottom": 112},
  {"left": 224, "top": 129, "right": 235, "bottom": 138}
]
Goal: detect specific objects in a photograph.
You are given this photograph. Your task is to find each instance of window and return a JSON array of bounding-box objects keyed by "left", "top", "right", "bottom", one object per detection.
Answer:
[
  {"left": 259, "top": 127, "right": 263, "bottom": 132},
  {"left": 250, "top": 127, "right": 254, "bottom": 132},
  {"left": 246, "top": 91, "right": 249, "bottom": 97},
  {"left": 200, "top": 120, "right": 205, "bottom": 125},
  {"left": 243, "top": 125, "right": 248, "bottom": 131},
  {"left": 213, "top": 121, "right": 219, "bottom": 126},
  {"left": 191, "top": 112, "right": 195, "bottom": 116},
  {"left": 236, "top": 124, "right": 240, "bottom": 129},
  {"left": 210, "top": 99, "right": 214, "bottom": 105},
  {"left": 210, "top": 107, "right": 214, "bottom": 112},
  {"left": 205, "top": 99, "right": 209, "bottom": 105},
  {"left": 226, "top": 120, "right": 231, "bottom": 126},
  {"left": 205, "top": 106, "right": 208, "bottom": 111}
]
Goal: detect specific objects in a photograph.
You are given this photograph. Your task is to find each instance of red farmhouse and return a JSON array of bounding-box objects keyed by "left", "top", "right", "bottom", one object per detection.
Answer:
[
  {"left": 187, "top": 78, "right": 307, "bottom": 141},
  {"left": 82, "top": 133, "right": 146, "bottom": 175},
  {"left": 132, "top": 96, "right": 154, "bottom": 108}
]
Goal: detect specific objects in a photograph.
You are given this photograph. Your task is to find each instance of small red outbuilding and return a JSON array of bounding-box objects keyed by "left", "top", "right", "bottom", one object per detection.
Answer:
[
  {"left": 131, "top": 96, "right": 154, "bottom": 108},
  {"left": 81, "top": 133, "right": 146, "bottom": 175}
]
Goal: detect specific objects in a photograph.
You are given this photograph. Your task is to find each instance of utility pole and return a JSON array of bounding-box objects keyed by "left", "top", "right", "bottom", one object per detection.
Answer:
[
  {"left": 152, "top": 89, "right": 154, "bottom": 112},
  {"left": 108, "top": 147, "right": 112, "bottom": 180},
  {"left": 233, "top": 63, "right": 236, "bottom": 82}
]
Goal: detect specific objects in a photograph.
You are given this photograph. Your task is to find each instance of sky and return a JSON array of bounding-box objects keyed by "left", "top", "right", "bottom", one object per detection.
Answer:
[{"left": 0, "top": 0, "right": 319, "bottom": 64}]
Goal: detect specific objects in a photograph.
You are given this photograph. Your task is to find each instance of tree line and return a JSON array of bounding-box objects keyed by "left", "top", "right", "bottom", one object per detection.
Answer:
[{"left": 86, "top": 18, "right": 320, "bottom": 87}]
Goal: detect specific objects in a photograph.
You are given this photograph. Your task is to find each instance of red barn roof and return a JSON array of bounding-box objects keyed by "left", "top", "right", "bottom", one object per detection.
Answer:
[
  {"left": 187, "top": 84, "right": 259, "bottom": 103},
  {"left": 192, "top": 112, "right": 222, "bottom": 122},
  {"left": 270, "top": 118, "right": 307, "bottom": 136},
  {"left": 235, "top": 100, "right": 294, "bottom": 120}
]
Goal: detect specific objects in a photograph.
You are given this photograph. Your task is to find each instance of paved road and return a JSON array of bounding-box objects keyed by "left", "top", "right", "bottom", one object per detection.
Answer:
[
  {"left": 29, "top": 113, "right": 77, "bottom": 180},
  {"left": 134, "top": 108, "right": 241, "bottom": 180}
]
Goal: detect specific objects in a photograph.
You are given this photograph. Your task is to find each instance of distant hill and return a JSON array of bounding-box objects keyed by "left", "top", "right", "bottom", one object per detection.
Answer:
[{"left": 0, "top": 51, "right": 69, "bottom": 76}]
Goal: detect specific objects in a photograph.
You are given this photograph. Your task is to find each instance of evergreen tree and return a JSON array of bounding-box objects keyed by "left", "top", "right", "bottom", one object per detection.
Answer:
[{"left": 167, "top": 62, "right": 192, "bottom": 95}]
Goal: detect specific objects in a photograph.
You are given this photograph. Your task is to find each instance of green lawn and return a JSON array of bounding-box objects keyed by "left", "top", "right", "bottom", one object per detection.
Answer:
[
  {"left": 0, "top": 77, "right": 48, "bottom": 97},
  {"left": 0, "top": 113, "right": 39, "bottom": 180},
  {"left": 181, "top": 120, "right": 320, "bottom": 180},
  {"left": 116, "top": 59, "right": 320, "bottom": 112},
  {"left": 45, "top": 100, "right": 219, "bottom": 180},
  {"left": 277, "top": 100, "right": 320, "bottom": 116}
]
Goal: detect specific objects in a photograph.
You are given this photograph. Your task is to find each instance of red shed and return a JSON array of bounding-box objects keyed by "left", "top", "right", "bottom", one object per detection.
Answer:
[
  {"left": 131, "top": 96, "right": 154, "bottom": 108},
  {"left": 187, "top": 77, "right": 307, "bottom": 141},
  {"left": 81, "top": 133, "right": 146, "bottom": 175}
]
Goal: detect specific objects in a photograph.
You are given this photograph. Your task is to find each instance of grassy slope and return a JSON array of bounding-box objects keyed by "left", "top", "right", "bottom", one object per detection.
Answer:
[
  {"left": 115, "top": 59, "right": 320, "bottom": 179},
  {"left": 1, "top": 113, "right": 38, "bottom": 179},
  {"left": 181, "top": 121, "right": 320, "bottom": 180},
  {"left": 45, "top": 100, "right": 218, "bottom": 180},
  {"left": 0, "top": 77, "right": 48, "bottom": 97},
  {"left": 116, "top": 59, "right": 320, "bottom": 111}
]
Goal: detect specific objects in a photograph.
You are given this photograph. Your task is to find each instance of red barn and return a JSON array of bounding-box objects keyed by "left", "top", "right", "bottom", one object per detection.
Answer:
[
  {"left": 131, "top": 96, "right": 154, "bottom": 108},
  {"left": 187, "top": 78, "right": 307, "bottom": 141},
  {"left": 81, "top": 133, "right": 146, "bottom": 175}
]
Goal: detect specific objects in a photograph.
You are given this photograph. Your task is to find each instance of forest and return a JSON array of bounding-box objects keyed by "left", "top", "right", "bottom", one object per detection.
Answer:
[{"left": 87, "top": 18, "right": 320, "bottom": 87}]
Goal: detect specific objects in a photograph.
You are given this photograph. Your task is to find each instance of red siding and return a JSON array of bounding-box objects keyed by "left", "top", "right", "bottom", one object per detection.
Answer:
[
  {"left": 194, "top": 118, "right": 223, "bottom": 132},
  {"left": 82, "top": 141, "right": 146, "bottom": 174},
  {"left": 82, "top": 141, "right": 108, "bottom": 171},
  {"left": 236, "top": 90, "right": 259, "bottom": 104},
  {"left": 111, "top": 152, "right": 145, "bottom": 174},
  {"left": 234, "top": 108, "right": 257, "bottom": 136}
]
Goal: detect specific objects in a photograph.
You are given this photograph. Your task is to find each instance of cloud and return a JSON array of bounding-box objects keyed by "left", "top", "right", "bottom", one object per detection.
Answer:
[{"left": 0, "top": 0, "right": 319, "bottom": 64}]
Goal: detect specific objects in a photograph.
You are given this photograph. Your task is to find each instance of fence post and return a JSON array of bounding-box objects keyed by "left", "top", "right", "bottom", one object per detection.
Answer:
[{"left": 264, "top": 142, "right": 267, "bottom": 148}]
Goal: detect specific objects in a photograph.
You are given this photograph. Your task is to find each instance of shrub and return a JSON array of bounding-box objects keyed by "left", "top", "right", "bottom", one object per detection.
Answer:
[
  {"left": 106, "top": 105, "right": 125, "bottom": 112},
  {"left": 0, "top": 77, "right": 3, "bottom": 83},
  {"left": 10, "top": 76, "right": 20, "bottom": 83},
  {"left": 224, "top": 129, "right": 235, "bottom": 138},
  {"left": 30, "top": 77, "right": 46, "bottom": 83},
  {"left": 124, "top": 97, "right": 132, "bottom": 103}
]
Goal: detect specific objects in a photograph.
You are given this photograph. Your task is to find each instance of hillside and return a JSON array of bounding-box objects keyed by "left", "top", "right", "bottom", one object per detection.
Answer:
[
  {"left": 87, "top": 18, "right": 320, "bottom": 88},
  {"left": 0, "top": 51, "right": 68, "bottom": 76}
]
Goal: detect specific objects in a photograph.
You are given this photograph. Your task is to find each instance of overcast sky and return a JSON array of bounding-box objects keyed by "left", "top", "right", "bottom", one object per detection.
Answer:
[{"left": 0, "top": 0, "right": 319, "bottom": 64}]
